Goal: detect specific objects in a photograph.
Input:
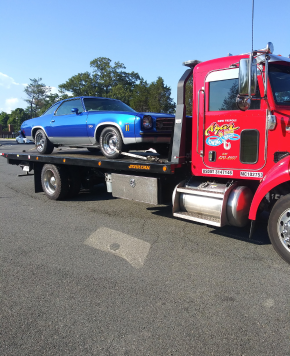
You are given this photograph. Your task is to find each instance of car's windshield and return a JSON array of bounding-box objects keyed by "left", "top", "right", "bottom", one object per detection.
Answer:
[
  {"left": 269, "top": 63, "right": 290, "bottom": 105},
  {"left": 83, "top": 98, "right": 136, "bottom": 112}
]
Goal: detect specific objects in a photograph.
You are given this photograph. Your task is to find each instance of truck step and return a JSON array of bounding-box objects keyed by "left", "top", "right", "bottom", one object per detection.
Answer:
[
  {"left": 173, "top": 211, "right": 221, "bottom": 227},
  {"left": 176, "top": 187, "right": 224, "bottom": 198}
]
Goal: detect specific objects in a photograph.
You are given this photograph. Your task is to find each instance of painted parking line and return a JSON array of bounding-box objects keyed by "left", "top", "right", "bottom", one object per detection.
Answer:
[{"left": 84, "top": 227, "right": 151, "bottom": 269}]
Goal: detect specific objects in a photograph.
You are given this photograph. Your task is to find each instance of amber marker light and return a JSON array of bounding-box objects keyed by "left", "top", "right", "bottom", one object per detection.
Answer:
[
  {"left": 63, "top": 159, "right": 66, "bottom": 163},
  {"left": 36, "top": 157, "right": 38, "bottom": 160},
  {"left": 98, "top": 162, "right": 101, "bottom": 166},
  {"left": 163, "top": 166, "right": 167, "bottom": 172}
]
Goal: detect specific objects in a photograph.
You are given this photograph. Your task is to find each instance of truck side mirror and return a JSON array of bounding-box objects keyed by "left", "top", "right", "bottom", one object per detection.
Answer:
[
  {"left": 237, "top": 58, "right": 257, "bottom": 111},
  {"left": 238, "top": 58, "right": 257, "bottom": 96},
  {"left": 71, "top": 108, "right": 79, "bottom": 114}
]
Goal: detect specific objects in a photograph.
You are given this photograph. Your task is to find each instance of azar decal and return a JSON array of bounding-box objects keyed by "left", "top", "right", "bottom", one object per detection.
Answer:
[{"left": 205, "top": 122, "right": 240, "bottom": 150}]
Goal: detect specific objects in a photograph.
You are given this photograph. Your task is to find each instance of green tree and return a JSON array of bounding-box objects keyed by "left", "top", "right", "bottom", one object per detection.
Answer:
[
  {"left": 58, "top": 57, "right": 176, "bottom": 113},
  {"left": 59, "top": 72, "right": 96, "bottom": 97},
  {"left": 89, "top": 57, "right": 140, "bottom": 97},
  {"left": 0, "top": 111, "right": 10, "bottom": 130},
  {"left": 110, "top": 84, "right": 132, "bottom": 105},
  {"left": 130, "top": 80, "right": 149, "bottom": 111},
  {"left": 24, "top": 78, "right": 51, "bottom": 118},
  {"left": 148, "top": 77, "right": 175, "bottom": 114},
  {"left": 7, "top": 108, "right": 30, "bottom": 131},
  {"left": 185, "top": 74, "right": 193, "bottom": 116},
  {"left": 38, "top": 93, "right": 62, "bottom": 116}
]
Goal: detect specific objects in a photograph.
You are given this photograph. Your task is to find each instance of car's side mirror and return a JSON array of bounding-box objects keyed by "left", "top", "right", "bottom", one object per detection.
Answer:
[{"left": 71, "top": 108, "right": 79, "bottom": 114}]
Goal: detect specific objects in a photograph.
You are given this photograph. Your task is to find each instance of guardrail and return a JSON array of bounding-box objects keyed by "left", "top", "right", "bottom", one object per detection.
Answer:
[{"left": 0, "top": 133, "right": 16, "bottom": 138}]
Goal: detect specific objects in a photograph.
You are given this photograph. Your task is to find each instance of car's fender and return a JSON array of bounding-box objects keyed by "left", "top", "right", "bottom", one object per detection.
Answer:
[
  {"left": 249, "top": 155, "right": 290, "bottom": 220},
  {"left": 31, "top": 126, "right": 49, "bottom": 140},
  {"left": 94, "top": 121, "right": 136, "bottom": 145}
]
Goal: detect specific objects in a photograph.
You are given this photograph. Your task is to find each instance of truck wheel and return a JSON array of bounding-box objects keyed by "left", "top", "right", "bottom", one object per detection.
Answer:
[
  {"left": 268, "top": 194, "right": 290, "bottom": 264},
  {"left": 100, "top": 126, "right": 123, "bottom": 159},
  {"left": 35, "top": 129, "right": 54, "bottom": 154},
  {"left": 41, "top": 164, "right": 69, "bottom": 200}
]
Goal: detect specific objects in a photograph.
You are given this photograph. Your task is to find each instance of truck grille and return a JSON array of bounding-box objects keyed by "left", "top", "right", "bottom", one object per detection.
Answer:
[{"left": 156, "top": 118, "right": 175, "bottom": 131}]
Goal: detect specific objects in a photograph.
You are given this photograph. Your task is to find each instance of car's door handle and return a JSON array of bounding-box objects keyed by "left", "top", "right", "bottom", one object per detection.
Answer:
[{"left": 51, "top": 120, "right": 55, "bottom": 123}]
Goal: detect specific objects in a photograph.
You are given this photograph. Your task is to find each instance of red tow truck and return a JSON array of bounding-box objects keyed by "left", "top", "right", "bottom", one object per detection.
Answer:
[{"left": 3, "top": 42, "right": 290, "bottom": 264}]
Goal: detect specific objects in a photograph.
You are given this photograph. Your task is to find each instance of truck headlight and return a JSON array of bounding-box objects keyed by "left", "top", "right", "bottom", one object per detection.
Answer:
[{"left": 142, "top": 115, "right": 153, "bottom": 129}]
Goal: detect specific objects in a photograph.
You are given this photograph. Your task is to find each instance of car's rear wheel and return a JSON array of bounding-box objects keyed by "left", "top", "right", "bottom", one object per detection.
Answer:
[
  {"left": 35, "top": 129, "right": 54, "bottom": 154},
  {"left": 99, "top": 126, "right": 123, "bottom": 159},
  {"left": 41, "top": 164, "right": 69, "bottom": 200}
]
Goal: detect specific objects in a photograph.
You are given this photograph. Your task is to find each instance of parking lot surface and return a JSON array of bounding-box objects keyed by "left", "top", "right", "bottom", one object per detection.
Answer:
[{"left": 1, "top": 141, "right": 290, "bottom": 355}]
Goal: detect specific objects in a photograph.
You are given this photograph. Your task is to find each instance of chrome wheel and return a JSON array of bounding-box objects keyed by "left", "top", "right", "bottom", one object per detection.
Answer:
[
  {"left": 35, "top": 131, "right": 45, "bottom": 151},
  {"left": 102, "top": 132, "right": 119, "bottom": 156},
  {"left": 277, "top": 209, "right": 290, "bottom": 253},
  {"left": 43, "top": 169, "right": 57, "bottom": 195},
  {"left": 100, "top": 126, "right": 123, "bottom": 159},
  {"left": 41, "top": 164, "right": 69, "bottom": 200}
]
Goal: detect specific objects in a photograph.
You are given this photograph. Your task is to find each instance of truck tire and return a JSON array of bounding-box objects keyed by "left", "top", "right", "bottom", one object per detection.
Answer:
[
  {"left": 268, "top": 194, "right": 290, "bottom": 264},
  {"left": 100, "top": 126, "right": 123, "bottom": 159},
  {"left": 35, "top": 129, "right": 54, "bottom": 154},
  {"left": 41, "top": 164, "right": 69, "bottom": 200}
]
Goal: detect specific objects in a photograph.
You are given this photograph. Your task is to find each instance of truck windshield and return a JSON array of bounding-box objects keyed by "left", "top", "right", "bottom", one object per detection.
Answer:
[
  {"left": 268, "top": 63, "right": 290, "bottom": 105},
  {"left": 83, "top": 98, "right": 136, "bottom": 112}
]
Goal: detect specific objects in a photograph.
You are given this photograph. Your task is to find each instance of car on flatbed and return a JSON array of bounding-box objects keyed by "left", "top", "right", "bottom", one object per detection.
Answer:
[{"left": 20, "top": 96, "right": 175, "bottom": 158}]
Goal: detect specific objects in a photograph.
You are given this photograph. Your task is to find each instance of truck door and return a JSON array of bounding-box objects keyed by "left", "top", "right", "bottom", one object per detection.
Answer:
[{"left": 201, "top": 68, "right": 266, "bottom": 172}]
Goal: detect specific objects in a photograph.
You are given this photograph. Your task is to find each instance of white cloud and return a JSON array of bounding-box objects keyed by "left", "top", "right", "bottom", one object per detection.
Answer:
[
  {"left": 0, "top": 74, "right": 61, "bottom": 114},
  {"left": 0, "top": 73, "right": 27, "bottom": 113},
  {"left": 5, "top": 98, "right": 19, "bottom": 112},
  {"left": 0, "top": 72, "right": 23, "bottom": 88}
]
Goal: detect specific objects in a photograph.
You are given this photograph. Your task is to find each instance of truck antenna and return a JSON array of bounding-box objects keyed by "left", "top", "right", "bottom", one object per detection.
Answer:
[{"left": 252, "top": 0, "right": 254, "bottom": 51}]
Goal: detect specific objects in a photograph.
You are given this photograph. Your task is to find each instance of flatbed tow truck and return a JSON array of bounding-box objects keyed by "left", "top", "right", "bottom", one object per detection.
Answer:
[{"left": 3, "top": 42, "right": 290, "bottom": 265}]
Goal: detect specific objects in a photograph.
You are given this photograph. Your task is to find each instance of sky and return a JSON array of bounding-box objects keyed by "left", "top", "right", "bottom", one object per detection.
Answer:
[{"left": 1, "top": 0, "right": 290, "bottom": 113}]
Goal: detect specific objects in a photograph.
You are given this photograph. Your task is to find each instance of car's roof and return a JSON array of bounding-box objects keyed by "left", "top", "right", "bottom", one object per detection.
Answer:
[{"left": 54, "top": 96, "right": 121, "bottom": 106}]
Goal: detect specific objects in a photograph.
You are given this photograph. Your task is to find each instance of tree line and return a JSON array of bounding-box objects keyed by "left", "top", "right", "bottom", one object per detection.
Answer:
[{"left": 1, "top": 57, "right": 193, "bottom": 132}]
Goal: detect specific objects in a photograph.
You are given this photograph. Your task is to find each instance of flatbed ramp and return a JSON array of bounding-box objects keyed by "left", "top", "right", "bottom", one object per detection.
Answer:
[{"left": 1, "top": 148, "right": 182, "bottom": 175}]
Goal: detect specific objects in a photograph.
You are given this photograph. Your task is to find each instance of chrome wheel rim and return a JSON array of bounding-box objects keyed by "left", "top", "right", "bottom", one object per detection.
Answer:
[
  {"left": 103, "top": 132, "right": 118, "bottom": 155},
  {"left": 43, "top": 169, "right": 57, "bottom": 195},
  {"left": 277, "top": 209, "right": 290, "bottom": 253},
  {"left": 35, "top": 132, "right": 45, "bottom": 151}
]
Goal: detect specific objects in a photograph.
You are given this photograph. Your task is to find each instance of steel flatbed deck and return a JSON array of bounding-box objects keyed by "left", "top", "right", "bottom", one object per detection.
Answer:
[{"left": 1, "top": 148, "right": 183, "bottom": 175}]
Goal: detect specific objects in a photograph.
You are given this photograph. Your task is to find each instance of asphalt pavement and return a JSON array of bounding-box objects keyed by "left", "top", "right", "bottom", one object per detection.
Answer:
[{"left": 0, "top": 140, "right": 290, "bottom": 355}]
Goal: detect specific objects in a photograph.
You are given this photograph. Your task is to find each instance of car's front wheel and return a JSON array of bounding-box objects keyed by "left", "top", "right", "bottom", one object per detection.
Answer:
[
  {"left": 35, "top": 129, "right": 54, "bottom": 154},
  {"left": 99, "top": 126, "right": 123, "bottom": 159}
]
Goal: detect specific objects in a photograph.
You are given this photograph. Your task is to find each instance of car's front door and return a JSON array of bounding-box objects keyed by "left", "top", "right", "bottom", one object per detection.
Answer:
[{"left": 47, "top": 99, "right": 90, "bottom": 145}]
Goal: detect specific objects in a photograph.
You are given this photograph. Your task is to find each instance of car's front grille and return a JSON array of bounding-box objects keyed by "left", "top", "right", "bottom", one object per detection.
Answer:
[{"left": 156, "top": 118, "right": 175, "bottom": 131}]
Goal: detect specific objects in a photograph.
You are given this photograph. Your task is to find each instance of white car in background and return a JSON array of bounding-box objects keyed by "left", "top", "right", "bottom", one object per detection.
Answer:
[{"left": 16, "top": 135, "right": 33, "bottom": 144}]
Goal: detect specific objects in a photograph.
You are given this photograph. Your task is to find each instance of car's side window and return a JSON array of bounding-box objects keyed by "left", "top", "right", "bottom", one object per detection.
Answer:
[
  {"left": 43, "top": 103, "right": 60, "bottom": 116},
  {"left": 55, "top": 99, "right": 84, "bottom": 116}
]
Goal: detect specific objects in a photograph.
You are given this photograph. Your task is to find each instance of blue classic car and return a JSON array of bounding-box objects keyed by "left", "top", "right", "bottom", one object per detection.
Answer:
[{"left": 21, "top": 96, "right": 175, "bottom": 158}]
